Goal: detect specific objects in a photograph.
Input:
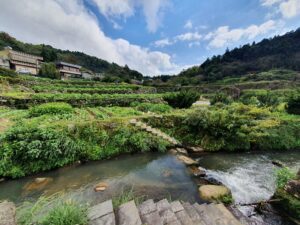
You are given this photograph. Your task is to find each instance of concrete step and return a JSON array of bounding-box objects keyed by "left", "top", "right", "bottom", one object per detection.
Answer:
[
  {"left": 88, "top": 200, "right": 115, "bottom": 225},
  {"left": 170, "top": 201, "right": 193, "bottom": 225},
  {"left": 156, "top": 199, "right": 181, "bottom": 225},
  {"left": 193, "top": 203, "right": 216, "bottom": 225},
  {"left": 117, "top": 200, "right": 142, "bottom": 225},
  {"left": 182, "top": 202, "right": 205, "bottom": 225},
  {"left": 215, "top": 204, "right": 242, "bottom": 225},
  {"left": 138, "top": 199, "right": 163, "bottom": 225}
]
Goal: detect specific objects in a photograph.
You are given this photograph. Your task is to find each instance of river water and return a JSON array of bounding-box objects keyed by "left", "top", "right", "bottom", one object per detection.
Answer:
[{"left": 0, "top": 151, "right": 299, "bottom": 224}]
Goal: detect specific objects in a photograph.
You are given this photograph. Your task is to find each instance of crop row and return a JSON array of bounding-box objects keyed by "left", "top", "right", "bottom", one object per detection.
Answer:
[
  {"left": 31, "top": 85, "right": 156, "bottom": 94},
  {"left": 0, "top": 93, "right": 165, "bottom": 108}
]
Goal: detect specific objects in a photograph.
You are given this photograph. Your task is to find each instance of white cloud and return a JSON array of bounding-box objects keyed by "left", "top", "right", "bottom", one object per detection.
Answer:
[
  {"left": 0, "top": 0, "right": 180, "bottom": 76},
  {"left": 279, "top": 0, "right": 300, "bottom": 18},
  {"left": 154, "top": 38, "right": 173, "bottom": 47},
  {"left": 205, "top": 20, "right": 278, "bottom": 48},
  {"left": 261, "top": 0, "right": 283, "bottom": 6},
  {"left": 175, "top": 32, "right": 202, "bottom": 41},
  {"left": 92, "top": 0, "right": 170, "bottom": 32},
  {"left": 261, "top": 0, "right": 300, "bottom": 18},
  {"left": 184, "top": 20, "right": 193, "bottom": 29}
]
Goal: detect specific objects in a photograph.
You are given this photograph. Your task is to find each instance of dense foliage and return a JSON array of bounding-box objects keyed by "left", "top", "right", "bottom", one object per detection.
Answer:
[
  {"left": 163, "top": 91, "right": 200, "bottom": 108},
  {"left": 29, "top": 102, "right": 73, "bottom": 117},
  {"left": 286, "top": 94, "right": 300, "bottom": 115},
  {"left": 175, "top": 28, "right": 300, "bottom": 81},
  {"left": 0, "top": 119, "right": 169, "bottom": 178},
  {"left": 275, "top": 167, "right": 296, "bottom": 189},
  {"left": 38, "top": 62, "right": 60, "bottom": 79}
]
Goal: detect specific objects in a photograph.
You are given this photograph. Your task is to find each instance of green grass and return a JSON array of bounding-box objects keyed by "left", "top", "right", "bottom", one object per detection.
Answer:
[
  {"left": 112, "top": 187, "right": 146, "bottom": 208},
  {"left": 17, "top": 194, "right": 88, "bottom": 225}
]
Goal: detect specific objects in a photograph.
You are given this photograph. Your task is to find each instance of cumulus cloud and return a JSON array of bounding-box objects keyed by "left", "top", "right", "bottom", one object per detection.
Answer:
[
  {"left": 0, "top": 0, "right": 180, "bottom": 76},
  {"left": 279, "top": 0, "right": 300, "bottom": 18},
  {"left": 184, "top": 20, "right": 193, "bottom": 29},
  {"left": 92, "top": 0, "right": 170, "bottom": 32},
  {"left": 175, "top": 32, "right": 202, "bottom": 42},
  {"left": 153, "top": 38, "right": 173, "bottom": 47},
  {"left": 261, "top": 0, "right": 300, "bottom": 18},
  {"left": 205, "top": 20, "right": 278, "bottom": 48}
]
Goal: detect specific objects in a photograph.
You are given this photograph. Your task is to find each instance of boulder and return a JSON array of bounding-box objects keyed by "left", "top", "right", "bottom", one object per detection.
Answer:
[
  {"left": 285, "top": 179, "right": 300, "bottom": 199},
  {"left": 188, "top": 146, "right": 204, "bottom": 153},
  {"left": 177, "top": 155, "right": 198, "bottom": 166},
  {"left": 0, "top": 201, "right": 16, "bottom": 225},
  {"left": 94, "top": 182, "right": 108, "bottom": 192},
  {"left": 272, "top": 160, "right": 285, "bottom": 168},
  {"left": 199, "top": 185, "right": 231, "bottom": 202}
]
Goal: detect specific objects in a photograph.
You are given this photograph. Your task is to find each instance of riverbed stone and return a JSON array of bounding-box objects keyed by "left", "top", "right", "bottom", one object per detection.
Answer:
[
  {"left": 0, "top": 201, "right": 16, "bottom": 225},
  {"left": 23, "top": 177, "right": 53, "bottom": 191},
  {"left": 177, "top": 155, "right": 198, "bottom": 166},
  {"left": 94, "top": 182, "right": 108, "bottom": 192},
  {"left": 198, "top": 185, "right": 231, "bottom": 201}
]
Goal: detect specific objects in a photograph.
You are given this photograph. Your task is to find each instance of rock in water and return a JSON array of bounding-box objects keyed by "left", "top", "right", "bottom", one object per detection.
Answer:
[
  {"left": 0, "top": 201, "right": 16, "bottom": 225},
  {"left": 94, "top": 182, "right": 108, "bottom": 192},
  {"left": 177, "top": 155, "right": 198, "bottom": 166},
  {"left": 189, "top": 166, "right": 206, "bottom": 177},
  {"left": 199, "top": 185, "right": 231, "bottom": 202},
  {"left": 23, "top": 177, "right": 53, "bottom": 192}
]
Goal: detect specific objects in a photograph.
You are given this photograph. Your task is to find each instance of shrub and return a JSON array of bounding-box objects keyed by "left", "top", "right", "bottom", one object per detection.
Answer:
[
  {"left": 0, "top": 67, "right": 17, "bottom": 77},
  {"left": 0, "top": 121, "right": 170, "bottom": 178},
  {"left": 163, "top": 90, "right": 200, "bottom": 108},
  {"left": 286, "top": 94, "right": 300, "bottom": 115},
  {"left": 134, "top": 103, "right": 172, "bottom": 113},
  {"left": 29, "top": 102, "right": 73, "bottom": 117},
  {"left": 42, "top": 202, "right": 87, "bottom": 225},
  {"left": 39, "top": 62, "right": 60, "bottom": 79},
  {"left": 210, "top": 92, "right": 232, "bottom": 105},
  {"left": 275, "top": 167, "right": 296, "bottom": 189}
]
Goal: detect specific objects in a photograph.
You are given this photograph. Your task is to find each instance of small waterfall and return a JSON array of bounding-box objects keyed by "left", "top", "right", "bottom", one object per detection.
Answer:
[{"left": 205, "top": 157, "right": 277, "bottom": 204}]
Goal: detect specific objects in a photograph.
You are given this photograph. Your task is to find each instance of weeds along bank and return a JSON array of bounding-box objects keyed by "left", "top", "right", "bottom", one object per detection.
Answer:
[{"left": 0, "top": 105, "right": 171, "bottom": 178}]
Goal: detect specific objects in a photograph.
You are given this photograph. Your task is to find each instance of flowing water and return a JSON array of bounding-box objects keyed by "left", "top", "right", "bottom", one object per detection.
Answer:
[{"left": 0, "top": 150, "right": 299, "bottom": 224}]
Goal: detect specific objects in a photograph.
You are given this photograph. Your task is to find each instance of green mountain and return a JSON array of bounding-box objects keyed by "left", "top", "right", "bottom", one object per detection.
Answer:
[
  {"left": 0, "top": 32, "right": 143, "bottom": 81},
  {"left": 176, "top": 28, "right": 300, "bottom": 83}
]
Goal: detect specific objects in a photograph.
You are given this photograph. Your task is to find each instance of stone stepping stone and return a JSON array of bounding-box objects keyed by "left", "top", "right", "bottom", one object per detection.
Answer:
[
  {"left": 177, "top": 155, "right": 198, "bottom": 166},
  {"left": 88, "top": 200, "right": 115, "bottom": 225},
  {"left": 117, "top": 200, "right": 142, "bottom": 225},
  {"left": 129, "top": 119, "right": 137, "bottom": 124}
]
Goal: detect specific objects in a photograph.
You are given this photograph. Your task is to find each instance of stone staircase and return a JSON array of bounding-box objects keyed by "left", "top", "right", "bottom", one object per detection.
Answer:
[
  {"left": 88, "top": 198, "right": 242, "bottom": 225},
  {"left": 129, "top": 119, "right": 180, "bottom": 146}
]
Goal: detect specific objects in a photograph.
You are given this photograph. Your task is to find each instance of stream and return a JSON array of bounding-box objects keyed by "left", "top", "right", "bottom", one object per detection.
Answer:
[{"left": 0, "top": 150, "right": 299, "bottom": 224}]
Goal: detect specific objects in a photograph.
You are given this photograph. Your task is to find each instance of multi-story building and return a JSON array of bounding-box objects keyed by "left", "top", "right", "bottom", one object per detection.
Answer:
[
  {"left": 56, "top": 61, "right": 82, "bottom": 80},
  {"left": 0, "top": 47, "right": 43, "bottom": 75}
]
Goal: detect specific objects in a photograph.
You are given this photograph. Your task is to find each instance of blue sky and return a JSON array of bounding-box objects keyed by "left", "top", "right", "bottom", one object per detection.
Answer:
[{"left": 1, "top": 0, "right": 300, "bottom": 75}]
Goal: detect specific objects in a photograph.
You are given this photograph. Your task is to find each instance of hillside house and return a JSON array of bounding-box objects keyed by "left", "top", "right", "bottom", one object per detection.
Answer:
[
  {"left": 82, "top": 70, "right": 95, "bottom": 80},
  {"left": 56, "top": 61, "right": 81, "bottom": 80},
  {"left": 0, "top": 47, "right": 43, "bottom": 75}
]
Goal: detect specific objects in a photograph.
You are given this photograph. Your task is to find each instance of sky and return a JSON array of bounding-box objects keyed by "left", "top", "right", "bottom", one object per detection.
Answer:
[{"left": 0, "top": 0, "right": 300, "bottom": 76}]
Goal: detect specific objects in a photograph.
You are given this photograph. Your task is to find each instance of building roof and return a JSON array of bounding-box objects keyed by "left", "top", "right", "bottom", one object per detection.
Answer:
[
  {"left": 56, "top": 61, "right": 81, "bottom": 69},
  {"left": 9, "top": 50, "right": 43, "bottom": 61}
]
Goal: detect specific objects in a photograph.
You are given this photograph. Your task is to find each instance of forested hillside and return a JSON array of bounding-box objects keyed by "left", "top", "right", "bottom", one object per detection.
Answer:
[
  {"left": 0, "top": 32, "right": 143, "bottom": 81},
  {"left": 177, "top": 28, "right": 300, "bottom": 82}
]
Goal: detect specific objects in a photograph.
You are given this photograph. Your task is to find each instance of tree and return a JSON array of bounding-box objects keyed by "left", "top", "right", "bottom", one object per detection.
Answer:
[{"left": 38, "top": 63, "right": 60, "bottom": 79}]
